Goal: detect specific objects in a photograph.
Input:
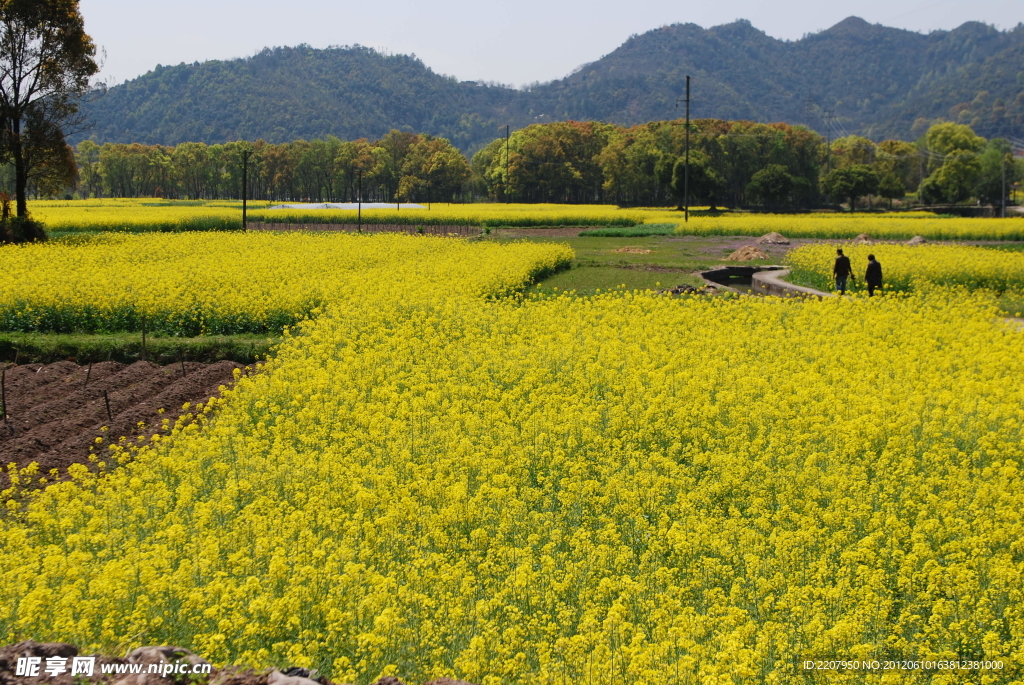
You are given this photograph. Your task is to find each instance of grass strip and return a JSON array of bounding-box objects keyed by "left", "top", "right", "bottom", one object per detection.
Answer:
[
  {"left": 577, "top": 224, "right": 678, "bottom": 237},
  {"left": 0, "top": 332, "right": 279, "bottom": 364}
]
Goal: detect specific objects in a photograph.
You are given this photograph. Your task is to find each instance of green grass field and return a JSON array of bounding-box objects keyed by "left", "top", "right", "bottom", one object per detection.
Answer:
[{"left": 495, "top": 233, "right": 781, "bottom": 294}]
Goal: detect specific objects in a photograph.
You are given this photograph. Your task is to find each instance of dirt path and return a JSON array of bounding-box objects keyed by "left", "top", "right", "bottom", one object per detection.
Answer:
[{"left": 0, "top": 360, "right": 245, "bottom": 481}]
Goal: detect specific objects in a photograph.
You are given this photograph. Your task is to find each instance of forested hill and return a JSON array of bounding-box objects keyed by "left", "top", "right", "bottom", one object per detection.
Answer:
[
  {"left": 530, "top": 17, "right": 1024, "bottom": 143},
  {"left": 77, "top": 46, "right": 526, "bottom": 152},
  {"left": 76, "top": 17, "right": 1024, "bottom": 153}
]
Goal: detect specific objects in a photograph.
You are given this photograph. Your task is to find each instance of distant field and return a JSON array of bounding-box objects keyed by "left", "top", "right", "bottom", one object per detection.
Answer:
[
  {"left": 31, "top": 199, "right": 254, "bottom": 234},
  {"left": 673, "top": 213, "right": 1024, "bottom": 241},
  {"left": 32, "top": 200, "right": 647, "bottom": 233},
  {"left": 22, "top": 199, "right": 1024, "bottom": 240},
  {"left": 250, "top": 202, "right": 645, "bottom": 227}
]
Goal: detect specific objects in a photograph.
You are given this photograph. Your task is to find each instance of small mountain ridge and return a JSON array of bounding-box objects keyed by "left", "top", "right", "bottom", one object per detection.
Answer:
[{"left": 75, "top": 17, "right": 1024, "bottom": 152}]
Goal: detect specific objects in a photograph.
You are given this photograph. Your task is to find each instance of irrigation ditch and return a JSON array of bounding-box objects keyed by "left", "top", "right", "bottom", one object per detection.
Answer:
[{"left": 700, "top": 265, "right": 832, "bottom": 299}]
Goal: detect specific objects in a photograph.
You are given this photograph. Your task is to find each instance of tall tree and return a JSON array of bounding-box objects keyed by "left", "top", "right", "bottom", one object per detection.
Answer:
[
  {"left": 74, "top": 138, "right": 98, "bottom": 196},
  {"left": 974, "top": 140, "right": 1017, "bottom": 207},
  {"left": 821, "top": 165, "right": 879, "bottom": 211},
  {"left": 398, "top": 135, "right": 469, "bottom": 204},
  {"left": 874, "top": 140, "right": 921, "bottom": 192},
  {"left": 929, "top": 150, "right": 981, "bottom": 204},
  {"left": 672, "top": 152, "right": 722, "bottom": 210},
  {"left": 745, "top": 164, "right": 795, "bottom": 210},
  {"left": 830, "top": 135, "right": 876, "bottom": 168},
  {"left": 0, "top": 0, "right": 97, "bottom": 217},
  {"left": 876, "top": 172, "right": 906, "bottom": 209}
]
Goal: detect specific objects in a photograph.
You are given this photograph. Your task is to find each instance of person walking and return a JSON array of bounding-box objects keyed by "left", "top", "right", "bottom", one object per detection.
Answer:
[
  {"left": 865, "top": 254, "right": 882, "bottom": 297},
  {"left": 833, "top": 248, "right": 854, "bottom": 294}
]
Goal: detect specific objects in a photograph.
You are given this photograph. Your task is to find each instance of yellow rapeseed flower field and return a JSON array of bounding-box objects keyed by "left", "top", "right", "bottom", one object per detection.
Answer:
[
  {"left": 26, "top": 198, "right": 1024, "bottom": 240},
  {"left": 674, "top": 213, "right": 1024, "bottom": 241},
  {"left": 30, "top": 199, "right": 247, "bottom": 233},
  {"left": 249, "top": 203, "right": 644, "bottom": 228},
  {"left": 786, "top": 242, "right": 1024, "bottom": 294},
  {"left": 0, "top": 232, "right": 572, "bottom": 335},
  {"left": 2, "top": 236, "right": 1023, "bottom": 684},
  {"left": 30, "top": 200, "right": 643, "bottom": 232}
]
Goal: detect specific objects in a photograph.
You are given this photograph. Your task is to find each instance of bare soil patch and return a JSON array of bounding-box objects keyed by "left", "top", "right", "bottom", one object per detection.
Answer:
[{"left": 0, "top": 360, "right": 245, "bottom": 481}]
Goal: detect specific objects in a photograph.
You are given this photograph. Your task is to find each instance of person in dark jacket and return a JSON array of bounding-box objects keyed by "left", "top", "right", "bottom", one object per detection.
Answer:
[
  {"left": 833, "top": 248, "right": 854, "bottom": 294},
  {"left": 865, "top": 254, "right": 882, "bottom": 296}
]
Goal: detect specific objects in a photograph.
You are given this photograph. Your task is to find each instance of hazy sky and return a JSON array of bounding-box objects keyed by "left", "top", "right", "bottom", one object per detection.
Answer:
[{"left": 82, "top": 0, "right": 1023, "bottom": 88}]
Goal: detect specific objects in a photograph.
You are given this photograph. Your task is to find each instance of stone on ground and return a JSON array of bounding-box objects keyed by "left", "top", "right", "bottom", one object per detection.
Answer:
[{"left": 269, "top": 671, "right": 321, "bottom": 685}]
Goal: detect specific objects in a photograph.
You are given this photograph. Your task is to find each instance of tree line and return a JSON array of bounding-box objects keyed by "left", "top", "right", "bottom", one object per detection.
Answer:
[
  {"left": 4, "top": 119, "right": 1019, "bottom": 211},
  {"left": 71, "top": 131, "right": 472, "bottom": 204},
  {"left": 472, "top": 119, "right": 1021, "bottom": 210}
]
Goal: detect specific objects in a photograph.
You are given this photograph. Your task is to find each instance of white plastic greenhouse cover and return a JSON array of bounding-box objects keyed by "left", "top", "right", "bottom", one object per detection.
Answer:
[{"left": 268, "top": 203, "right": 426, "bottom": 210}]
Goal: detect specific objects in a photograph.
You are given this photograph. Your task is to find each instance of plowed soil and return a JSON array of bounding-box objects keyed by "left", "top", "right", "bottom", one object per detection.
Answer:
[{"left": 0, "top": 360, "right": 245, "bottom": 479}]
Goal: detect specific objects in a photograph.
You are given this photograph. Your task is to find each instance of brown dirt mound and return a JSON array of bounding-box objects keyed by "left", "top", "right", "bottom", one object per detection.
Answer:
[
  {"left": 613, "top": 246, "right": 652, "bottom": 254},
  {"left": 755, "top": 231, "right": 790, "bottom": 245},
  {"left": 726, "top": 246, "right": 769, "bottom": 261},
  {"left": 853, "top": 233, "right": 874, "bottom": 244},
  {"left": 0, "top": 360, "right": 246, "bottom": 483},
  {"left": 907, "top": 235, "right": 927, "bottom": 245}
]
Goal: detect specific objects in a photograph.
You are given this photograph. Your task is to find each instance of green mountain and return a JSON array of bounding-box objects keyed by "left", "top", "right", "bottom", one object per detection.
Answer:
[
  {"left": 527, "top": 17, "right": 1024, "bottom": 141},
  {"left": 78, "top": 45, "right": 526, "bottom": 152},
  {"left": 76, "top": 17, "right": 1024, "bottom": 153}
]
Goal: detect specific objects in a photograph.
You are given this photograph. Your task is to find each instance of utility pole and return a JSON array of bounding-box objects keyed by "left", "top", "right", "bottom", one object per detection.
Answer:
[
  {"left": 240, "top": 147, "right": 251, "bottom": 230},
  {"left": 821, "top": 110, "right": 835, "bottom": 206},
  {"left": 505, "top": 125, "right": 511, "bottom": 204},
  {"left": 824, "top": 110, "right": 834, "bottom": 175},
  {"left": 684, "top": 75, "right": 690, "bottom": 223},
  {"left": 1002, "top": 152, "right": 1007, "bottom": 219},
  {"left": 675, "top": 76, "right": 692, "bottom": 222},
  {"left": 357, "top": 168, "right": 363, "bottom": 233}
]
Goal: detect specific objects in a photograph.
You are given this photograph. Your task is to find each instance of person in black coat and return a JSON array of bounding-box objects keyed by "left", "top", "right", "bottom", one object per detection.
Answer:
[
  {"left": 865, "top": 254, "right": 882, "bottom": 296},
  {"left": 833, "top": 248, "right": 854, "bottom": 294}
]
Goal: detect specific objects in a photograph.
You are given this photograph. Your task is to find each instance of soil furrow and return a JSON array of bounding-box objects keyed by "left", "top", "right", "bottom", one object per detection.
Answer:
[
  {"left": 0, "top": 360, "right": 248, "bottom": 485},
  {"left": 0, "top": 362, "right": 128, "bottom": 438},
  {"left": 2, "top": 361, "right": 79, "bottom": 396}
]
